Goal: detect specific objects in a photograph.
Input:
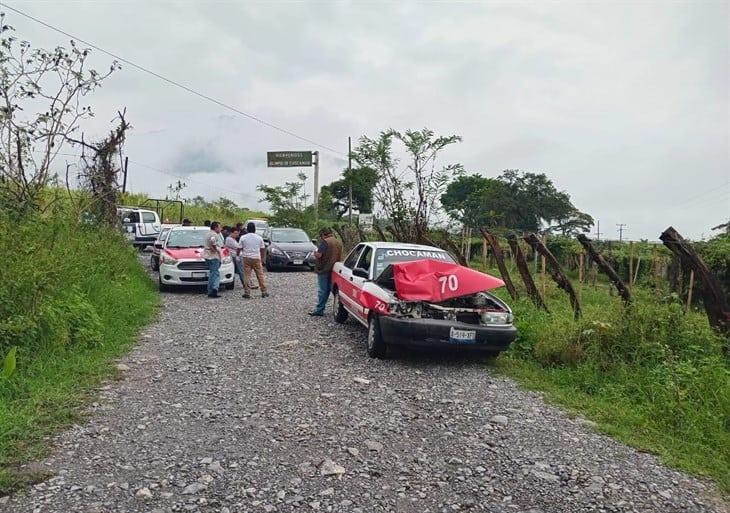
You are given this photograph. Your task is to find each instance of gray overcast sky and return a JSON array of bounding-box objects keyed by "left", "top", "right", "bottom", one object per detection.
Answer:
[{"left": 6, "top": 0, "right": 729, "bottom": 240}]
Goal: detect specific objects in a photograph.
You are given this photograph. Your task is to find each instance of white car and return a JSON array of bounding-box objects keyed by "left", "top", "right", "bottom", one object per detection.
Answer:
[
  {"left": 158, "top": 226, "right": 235, "bottom": 292},
  {"left": 117, "top": 207, "right": 161, "bottom": 248},
  {"left": 244, "top": 218, "right": 271, "bottom": 241}
]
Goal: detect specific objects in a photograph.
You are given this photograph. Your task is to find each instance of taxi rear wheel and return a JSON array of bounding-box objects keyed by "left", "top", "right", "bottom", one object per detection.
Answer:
[
  {"left": 333, "top": 290, "right": 348, "bottom": 324},
  {"left": 367, "top": 315, "right": 387, "bottom": 359}
]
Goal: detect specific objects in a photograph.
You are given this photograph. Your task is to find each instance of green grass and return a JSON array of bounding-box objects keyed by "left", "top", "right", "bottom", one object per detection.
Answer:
[
  {"left": 482, "top": 271, "right": 730, "bottom": 494},
  {"left": 0, "top": 218, "right": 158, "bottom": 494}
]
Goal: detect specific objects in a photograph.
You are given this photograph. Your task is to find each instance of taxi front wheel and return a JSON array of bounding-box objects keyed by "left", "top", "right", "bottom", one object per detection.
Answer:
[{"left": 367, "top": 315, "right": 387, "bottom": 359}]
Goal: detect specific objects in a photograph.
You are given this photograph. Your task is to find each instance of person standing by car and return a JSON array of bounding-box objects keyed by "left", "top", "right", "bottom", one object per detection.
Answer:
[
  {"left": 203, "top": 222, "right": 224, "bottom": 298},
  {"left": 309, "top": 227, "right": 342, "bottom": 316},
  {"left": 226, "top": 227, "right": 245, "bottom": 287},
  {"left": 240, "top": 222, "right": 268, "bottom": 299}
]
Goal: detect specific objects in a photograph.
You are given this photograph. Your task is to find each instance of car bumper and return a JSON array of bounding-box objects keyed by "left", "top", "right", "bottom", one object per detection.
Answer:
[
  {"left": 378, "top": 316, "right": 517, "bottom": 352},
  {"left": 267, "top": 254, "right": 315, "bottom": 269},
  {"left": 132, "top": 236, "right": 158, "bottom": 246},
  {"left": 159, "top": 261, "right": 235, "bottom": 286}
]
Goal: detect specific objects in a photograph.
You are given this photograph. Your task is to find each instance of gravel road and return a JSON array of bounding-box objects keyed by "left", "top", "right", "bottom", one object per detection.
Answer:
[{"left": 2, "top": 268, "right": 726, "bottom": 513}]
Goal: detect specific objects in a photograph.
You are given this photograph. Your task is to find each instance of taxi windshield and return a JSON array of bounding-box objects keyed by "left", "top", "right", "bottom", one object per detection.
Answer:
[{"left": 373, "top": 247, "right": 454, "bottom": 278}]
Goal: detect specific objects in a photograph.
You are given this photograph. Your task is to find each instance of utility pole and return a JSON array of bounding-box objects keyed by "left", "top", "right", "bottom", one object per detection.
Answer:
[
  {"left": 617, "top": 223, "right": 627, "bottom": 242},
  {"left": 595, "top": 220, "right": 602, "bottom": 241},
  {"left": 313, "top": 151, "right": 320, "bottom": 220},
  {"left": 348, "top": 136, "right": 353, "bottom": 225}
]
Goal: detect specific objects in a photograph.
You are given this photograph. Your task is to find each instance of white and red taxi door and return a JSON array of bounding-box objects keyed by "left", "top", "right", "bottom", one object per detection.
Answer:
[{"left": 333, "top": 244, "right": 369, "bottom": 323}]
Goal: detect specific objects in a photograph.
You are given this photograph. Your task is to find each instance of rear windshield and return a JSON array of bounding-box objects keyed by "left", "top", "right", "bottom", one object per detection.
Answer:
[
  {"left": 270, "top": 229, "right": 309, "bottom": 243},
  {"left": 166, "top": 230, "right": 207, "bottom": 248},
  {"left": 373, "top": 248, "right": 454, "bottom": 278}
]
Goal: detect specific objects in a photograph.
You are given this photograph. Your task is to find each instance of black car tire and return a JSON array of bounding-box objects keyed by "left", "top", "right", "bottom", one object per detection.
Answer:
[
  {"left": 151, "top": 256, "right": 159, "bottom": 272},
  {"left": 225, "top": 281, "right": 235, "bottom": 290},
  {"left": 265, "top": 257, "right": 273, "bottom": 272},
  {"left": 333, "top": 290, "right": 348, "bottom": 324},
  {"left": 367, "top": 315, "right": 387, "bottom": 359}
]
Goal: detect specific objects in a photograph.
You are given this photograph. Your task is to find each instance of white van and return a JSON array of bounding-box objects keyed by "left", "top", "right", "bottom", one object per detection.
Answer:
[{"left": 117, "top": 207, "right": 161, "bottom": 248}]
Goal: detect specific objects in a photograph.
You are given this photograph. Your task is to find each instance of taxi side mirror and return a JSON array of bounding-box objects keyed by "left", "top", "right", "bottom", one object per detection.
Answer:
[{"left": 352, "top": 267, "right": 369, "bottom": 279}]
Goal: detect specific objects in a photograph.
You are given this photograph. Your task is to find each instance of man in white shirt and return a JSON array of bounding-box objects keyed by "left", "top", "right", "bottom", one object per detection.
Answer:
[
  {"left": 239, "top": 222, "right": 268, "bottom": 298},
  {"left": 203, "top": 222, "right": 223, "bottom": 298}
]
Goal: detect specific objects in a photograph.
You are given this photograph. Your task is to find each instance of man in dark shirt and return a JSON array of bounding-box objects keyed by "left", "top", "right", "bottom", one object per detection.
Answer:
[{"left": 309, "top": 227, "right": 343, "bottom": 316}]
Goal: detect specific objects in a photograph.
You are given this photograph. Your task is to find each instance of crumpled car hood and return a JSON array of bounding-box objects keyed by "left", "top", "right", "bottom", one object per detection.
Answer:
[{"left": 378, "top": 259, "right": 505, "bottom": 302}]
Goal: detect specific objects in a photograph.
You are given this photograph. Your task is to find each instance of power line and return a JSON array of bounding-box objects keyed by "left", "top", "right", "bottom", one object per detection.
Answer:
[{"left": 1, "top": 2, "right": 345, "bottom": 157}]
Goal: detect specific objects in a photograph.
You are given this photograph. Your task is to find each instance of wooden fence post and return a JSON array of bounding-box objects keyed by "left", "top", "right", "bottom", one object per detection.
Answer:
[
  {"left": 479, "top": 227, "right": 519, "bottom": 300},
  {"left": 525, "top": 233, "right": 582, "bottom": 319},
  {"left": 628, "top": 241, "right": 634, "bottom": 291},
  {"left": 507, "top": 233, "right": 548, "bottom": 311},
  {"left": 540, "top": 234, "right": 547, "bottom": 298},
  {"left": 577, "top": 234, "right": 632, "bottom": 304},
  {"left": 686, "top": 270, "right": 695, "bottom": 312},
  {"left": 660, "top": 226, "right": 729, "bottom": 343},
  {"left": 578, "top": 251, "right": 585, "bottom": 302}
]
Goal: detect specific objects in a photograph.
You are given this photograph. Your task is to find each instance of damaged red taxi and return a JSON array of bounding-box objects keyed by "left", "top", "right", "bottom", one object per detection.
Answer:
[{"left": 332, "top": 242, "right": 517, "bottom": 358}]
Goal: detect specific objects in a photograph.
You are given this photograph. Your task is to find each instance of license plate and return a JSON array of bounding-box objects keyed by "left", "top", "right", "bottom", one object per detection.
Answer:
[
  {"left": 449, "top": 327, "right": 476, "bottom": 343},
  {"left": 293, "top": 260, "right": 303, "bottom": 265},
  {"left": 192, "top": 272, "right": 207, "bottom": 278}
]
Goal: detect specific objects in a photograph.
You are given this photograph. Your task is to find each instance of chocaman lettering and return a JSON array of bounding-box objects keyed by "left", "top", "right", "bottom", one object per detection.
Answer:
[{"left": 385, "top": 250, "right": 449, "bottom": 259}]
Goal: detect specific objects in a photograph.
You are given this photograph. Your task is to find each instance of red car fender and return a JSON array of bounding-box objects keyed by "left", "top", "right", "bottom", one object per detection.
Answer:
[{"left": 360, "top": 289, "right": 390, "bottom": 315}]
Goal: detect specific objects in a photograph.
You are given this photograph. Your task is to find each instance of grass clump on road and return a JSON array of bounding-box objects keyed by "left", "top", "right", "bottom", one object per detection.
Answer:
[
  {"left": 0, "top": 216, "right": 158, "bottom": 494},
  {"left": 493, "top": 284, "right": 729, "bottom": 493}
]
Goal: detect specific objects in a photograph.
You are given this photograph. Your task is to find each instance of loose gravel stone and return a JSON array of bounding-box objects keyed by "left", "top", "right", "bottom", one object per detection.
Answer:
[{"left": 1, "top": 265, "right": 726, "bottom": 513}]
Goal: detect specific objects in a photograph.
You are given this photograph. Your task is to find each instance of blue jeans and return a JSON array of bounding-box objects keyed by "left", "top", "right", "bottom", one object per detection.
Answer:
[
  {"left": 233, "top": 257, "right": 245, "bottom": 286},
  {"left": 206, "top": 258, "right": 221, "bottom": 295},
  {"left": 315, "top": 272, "right": 332, "bottom": 314}
]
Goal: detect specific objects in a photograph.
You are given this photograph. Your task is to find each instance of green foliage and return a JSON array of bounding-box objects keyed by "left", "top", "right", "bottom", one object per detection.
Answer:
[
  {"left": 442, "top": 170, "right": 593, "bottom": 234},
  {"left": 352, "top": 128, "right": 462, "bottom": 240},
  {"left": 120, "top": 192, "right": 267, "bottom": 227},
  {"left": 491, "top": 280, "right": 730, "bottom": 492},
  {"left": 1, "top": 347, "right": 16, "bottom": 380},
  {"left": 0, "top": 215, "right": 158, "bottom": 493},
  {"left": 321, "top": 167, "right": 379, "bottom": 218},
  {"left": 696, "top": 232, "right": 730, "bottom": 301}
]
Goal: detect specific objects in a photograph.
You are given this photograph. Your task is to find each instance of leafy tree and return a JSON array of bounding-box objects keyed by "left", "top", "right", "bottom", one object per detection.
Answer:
[
  {"left": 257, "top": 172, "right": 310, "bottom": 227},
  {"left": 321, "top": 167, "right": 379, "bottom": 219},
  {"left": 0, "top": 15, "right": 119, "bottom": 216},
  {"left": 442, "top": 170, "right": 592, "bottom": 233},
  {"left": 352, "top": 128, "right": 462, "bottom": 242}
]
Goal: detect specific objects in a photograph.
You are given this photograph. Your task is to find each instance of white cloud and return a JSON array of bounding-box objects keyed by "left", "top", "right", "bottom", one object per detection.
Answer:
[{"left": 12, "top": 0, "right": 729, "bottom": 239}]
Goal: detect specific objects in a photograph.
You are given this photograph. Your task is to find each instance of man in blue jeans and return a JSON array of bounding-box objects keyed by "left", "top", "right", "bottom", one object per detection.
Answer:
[
  {"left": 309, "top": 227, "right": 343, "bottom": 316},
  {"left": 203, "top": 221, "right": 223, "bottom": 298}
]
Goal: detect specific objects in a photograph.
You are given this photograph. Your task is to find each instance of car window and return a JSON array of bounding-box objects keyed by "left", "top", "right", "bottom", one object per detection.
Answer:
[
  {"left": 165, "top": 230, "right": 207, "bottom": 248},
  {"left": 356, "top": 246, "right": 373, "bottom": 273},
  {"left": 126, "top": 212, "right": 140, "bottom": 223},
  {"left": 270, "top": 229, "right": 309, "bottom": 243},
  {"left": 157, "top": 228, "right": 171, "bottom": 241},
  {"left": 343, "top": 244, "right": 364, "bottom": 269},
  {"left": 142, "top": 212, "right": 157, "bottom": 223},
  {"left": 373, "top": 247, "right": 454, "bottom": 278}
]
